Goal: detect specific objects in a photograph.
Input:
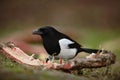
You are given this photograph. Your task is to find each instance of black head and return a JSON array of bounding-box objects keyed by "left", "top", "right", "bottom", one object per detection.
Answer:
[{"left": 32, "top": 26, "right": 58, "bottom": 37}]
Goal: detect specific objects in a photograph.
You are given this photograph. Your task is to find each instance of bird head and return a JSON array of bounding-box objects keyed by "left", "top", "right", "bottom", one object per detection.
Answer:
[{"left": 32, "top": 26, "right": 58, "bottom": 37}]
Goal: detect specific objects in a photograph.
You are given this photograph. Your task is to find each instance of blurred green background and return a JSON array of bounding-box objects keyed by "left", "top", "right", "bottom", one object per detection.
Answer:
[{"left": 0, "top": 0, "right": 120, "bottom": 80}]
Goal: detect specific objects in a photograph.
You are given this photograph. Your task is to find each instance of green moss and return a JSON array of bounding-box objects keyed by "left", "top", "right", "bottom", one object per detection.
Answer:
[{"left": 0, "top": 53, "right": 31, "bottom": 73}]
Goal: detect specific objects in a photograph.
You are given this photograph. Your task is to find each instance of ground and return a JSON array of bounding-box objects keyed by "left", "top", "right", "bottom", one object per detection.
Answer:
[{"left": 0, "top": 27, "right": 120, "bottom": 80}]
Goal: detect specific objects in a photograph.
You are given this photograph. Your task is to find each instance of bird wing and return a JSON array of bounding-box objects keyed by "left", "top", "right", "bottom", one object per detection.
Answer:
[{"left": 68, "top": 42, "right": 81, "bottom": 49}]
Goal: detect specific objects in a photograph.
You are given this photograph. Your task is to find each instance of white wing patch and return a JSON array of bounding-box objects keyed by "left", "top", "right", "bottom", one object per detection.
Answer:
[{"left": 57, "top": 38, "right": 77, "bottom": 59}]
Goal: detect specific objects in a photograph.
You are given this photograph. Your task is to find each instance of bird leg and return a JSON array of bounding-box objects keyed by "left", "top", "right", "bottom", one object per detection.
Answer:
[{"left": 59, "top": 56, "right": 63, "bottom": 64}]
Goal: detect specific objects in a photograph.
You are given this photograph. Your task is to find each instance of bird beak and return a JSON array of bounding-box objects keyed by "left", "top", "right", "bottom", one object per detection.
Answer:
[{"left": 32, "top": 30, "right": 43, "bottom": 35}]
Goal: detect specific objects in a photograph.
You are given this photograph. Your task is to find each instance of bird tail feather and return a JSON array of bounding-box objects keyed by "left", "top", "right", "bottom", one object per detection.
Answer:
[{"left": 81, "top": 48, "right": 102, "bottom": 54}]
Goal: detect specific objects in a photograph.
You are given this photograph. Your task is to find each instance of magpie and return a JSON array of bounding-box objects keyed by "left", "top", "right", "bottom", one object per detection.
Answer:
[{"left": 32, "top": 26, "right": 104, "bottom": 62}]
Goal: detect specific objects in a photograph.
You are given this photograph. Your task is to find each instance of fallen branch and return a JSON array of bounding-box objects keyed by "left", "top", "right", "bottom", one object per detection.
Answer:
[
  {"left": 0, "top": 42, "right": 42, "bottom": 66},
  {"left": 0, "top": 42, "right": 116, "bottom": 73}
]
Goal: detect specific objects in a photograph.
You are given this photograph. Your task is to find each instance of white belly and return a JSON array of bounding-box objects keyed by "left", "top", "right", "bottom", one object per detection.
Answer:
[
  {"left": 57, "top": 48, "right": 77, "bottom": 59},
  {"left": 56, "top": 38, "right": 77, "bottom": 59}
]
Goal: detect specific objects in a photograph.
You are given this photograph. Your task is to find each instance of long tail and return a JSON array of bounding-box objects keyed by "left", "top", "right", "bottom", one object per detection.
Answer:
[{"left": 80, "top": 48, "right": 106, "bottom": 54}]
